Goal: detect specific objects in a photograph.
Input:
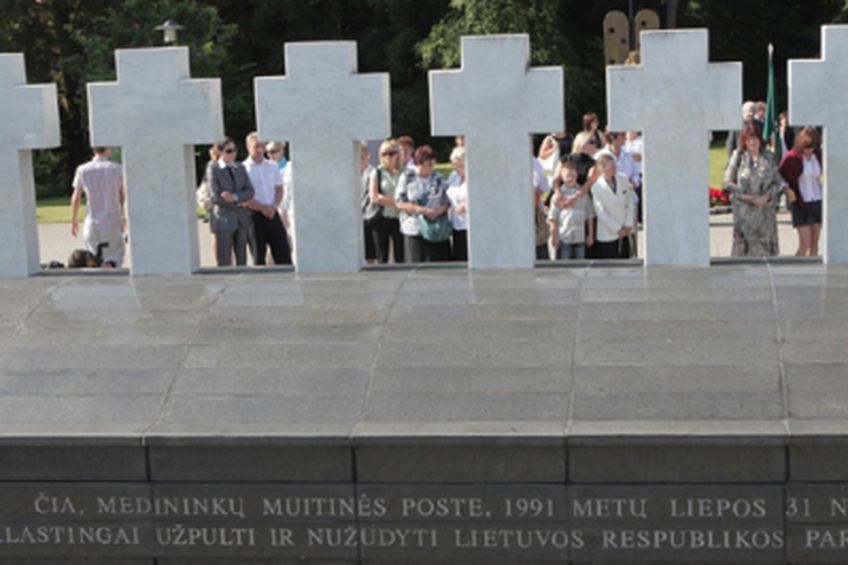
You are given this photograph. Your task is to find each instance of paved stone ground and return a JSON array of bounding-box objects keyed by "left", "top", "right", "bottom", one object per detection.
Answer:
[
  {"left": 38, "top": 212, "right": 801, "bottom": 269},
  {"left": 0, "top": 261, "right": 845, "bottom": 436}
]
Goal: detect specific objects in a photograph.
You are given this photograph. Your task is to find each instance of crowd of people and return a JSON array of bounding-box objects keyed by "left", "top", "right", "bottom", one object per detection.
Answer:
[{"left": 64, "top": 105, "right": 823, "bottom": 269}]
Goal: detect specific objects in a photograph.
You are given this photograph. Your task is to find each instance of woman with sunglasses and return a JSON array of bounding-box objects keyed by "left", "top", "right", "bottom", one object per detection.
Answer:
[
  {"left": 367, "top": 139, "right": 405, "bottom": 263},
  {"left": 266, "top": 141, "right": 287, "bottom": 171}
]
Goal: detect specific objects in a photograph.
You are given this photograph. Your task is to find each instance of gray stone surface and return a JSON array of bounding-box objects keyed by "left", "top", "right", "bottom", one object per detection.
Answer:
[
  {"left": 147, "top": 445, "right": 353, "bottom": 482},
  {"left": 0, "top": 262, "right": 847, "bottom": 562},
  {"left": 355, "top": 442, "right": 566, "bottom": 483},
  {"left": 607, "top": 29, "right": 741, "bottom": 266},
  {"left": 87, "top": 47, "right": 222, "bottom": 275},
  {"left": 429, "top": 34, "right": 563, "bottom": 269},
  {"left": 0, "top": 445, "right": 146, "bottom": 481},
  {"left": 255, "top": 41, "right": 390, "bottom": 273},
  {"left": 1, "top": 261, "right": 846, "bottom": 440},
  {"left": 789, "top": 25, "right": 848, "bottom": 263},
  {"left": 0, "top": 53, "right": 60, "bottom": 277}
]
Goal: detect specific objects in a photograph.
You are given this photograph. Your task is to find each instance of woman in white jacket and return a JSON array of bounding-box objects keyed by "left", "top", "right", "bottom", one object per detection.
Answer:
[{"left": 590, "top": 153, "right": 634, "bottom": 259}]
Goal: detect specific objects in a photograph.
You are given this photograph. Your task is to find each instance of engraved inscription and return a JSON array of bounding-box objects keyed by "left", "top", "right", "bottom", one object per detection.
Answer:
[{"left": 3, "top": 483, "right": 848, "bottom": 560}]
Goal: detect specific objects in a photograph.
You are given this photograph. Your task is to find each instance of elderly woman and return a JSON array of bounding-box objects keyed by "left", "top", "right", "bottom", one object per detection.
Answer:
[
  {"left": 367, "top": 139, "right": 405, "bottom": 263},
  {"left": 723, "top": 122, "right": 783, "bottom": 257},
  {"left": 446, "top": 146, "right": 468, "bottom": 261},
  {"left": 394, "top": 145, "right": 451, "bottom": 262},
  {"left": 591, "top": 153, "right": 633, "bottom": 259},
  {"left": 779, "top": 127, "right": 823, "bottom": 256}
]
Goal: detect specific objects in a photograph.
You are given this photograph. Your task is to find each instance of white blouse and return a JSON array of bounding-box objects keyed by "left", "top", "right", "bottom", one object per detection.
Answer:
[{"left": 799, "top": 155, "right": 822, "bottom": 203}]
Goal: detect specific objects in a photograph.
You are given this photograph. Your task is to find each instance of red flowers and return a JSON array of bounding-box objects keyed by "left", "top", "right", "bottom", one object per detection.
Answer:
[{"left": 709, "top": 187, "right": 729, "bottom": 207}]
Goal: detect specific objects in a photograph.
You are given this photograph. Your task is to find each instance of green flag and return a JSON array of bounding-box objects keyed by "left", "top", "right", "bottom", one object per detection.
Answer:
[{"left": 764, "top": 43, "right": 781, "bottom": 160}]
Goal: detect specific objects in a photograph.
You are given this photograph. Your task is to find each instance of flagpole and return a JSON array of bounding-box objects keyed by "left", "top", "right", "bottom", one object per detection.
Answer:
[{"left": 764, "top": 42, "right": 781, "bottom": 160}]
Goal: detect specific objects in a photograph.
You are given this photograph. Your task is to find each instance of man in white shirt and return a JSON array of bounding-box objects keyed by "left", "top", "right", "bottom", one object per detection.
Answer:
[
  {"left": 70, "top": 147, "right": 126, "bottom": 267},
  {"left": 243, "top": 132, "right": 291, "bottom": 265}
]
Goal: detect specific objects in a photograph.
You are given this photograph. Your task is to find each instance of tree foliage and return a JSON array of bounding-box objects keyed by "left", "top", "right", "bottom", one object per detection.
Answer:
[
  {"left": 1, "top": 0, "right": 847, "bottom": 198},
  {"left": 0, "top": 0, "right": 235, "bottom": 196}
]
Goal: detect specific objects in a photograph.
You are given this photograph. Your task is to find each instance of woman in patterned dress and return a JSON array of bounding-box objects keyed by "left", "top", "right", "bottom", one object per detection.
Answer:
[{"left": 723, "top": 122, "right": 783, "bottom": 257}]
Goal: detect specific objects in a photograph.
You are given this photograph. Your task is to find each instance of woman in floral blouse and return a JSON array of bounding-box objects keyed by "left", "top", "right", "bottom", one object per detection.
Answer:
[
  {"left": 394, "top": 145, "right": 451, "bottom": 262},
  {"left": 723, "top": 123, "right": 783, "bottom": 257}
]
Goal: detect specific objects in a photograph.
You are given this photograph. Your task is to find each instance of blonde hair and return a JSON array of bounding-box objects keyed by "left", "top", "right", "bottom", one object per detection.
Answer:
[
  {"left": 378, "top": 140, "right": 401, "bottom": 170},
  {"left": 245, "top": 131, "right": 260, "bottom": 148},
  {"left": 266, "top": 141, "right": 286, "bottom": 154},
  {"left": 571, "top": 131, "right": 595, "bottom": 154},
  {"left": 450, "top": 146, "right": 466, "bottom": 164}
]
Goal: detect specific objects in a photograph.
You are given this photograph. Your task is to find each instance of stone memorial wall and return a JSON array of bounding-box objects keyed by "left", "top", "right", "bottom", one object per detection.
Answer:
[
  {"left": 2, "top": 442, "right": 848, "bottom": 562},
  {"left": 1, "top": 27, "right": 847, "bottom": 275},
  {"left": 788, "top": 25, "right": 848, "bottom": 264}
]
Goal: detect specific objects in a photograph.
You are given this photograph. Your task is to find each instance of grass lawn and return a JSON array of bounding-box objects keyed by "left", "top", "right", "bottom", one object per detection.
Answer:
[
  {"left": 709, "top": 141, "right": 727, "bottom": 189},
  {"left": 36, "top": 197, "right": 78, "bottom": 224},
  {"left": 35, "top": 146, "right": 731, "bottom": 223}
]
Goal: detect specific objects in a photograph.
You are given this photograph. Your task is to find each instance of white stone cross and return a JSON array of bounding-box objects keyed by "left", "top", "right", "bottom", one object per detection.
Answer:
[
  {"left": 607, "top": 29, "right": 741, "bottom": 266},
  {"left": 0, "top": 54, "right": 60, "bottom": 277},
  {"left": 430, "top": 35, "right": 563, "bottom": 269},
  {"left": 255, "top": 42, "right": 390, "bottom": 272},
  {"left": 789, "top": 25, "right": 848, "bottom": 263},
  {"left": 87, "top": 48, "right": 222, "bottom": 274}
]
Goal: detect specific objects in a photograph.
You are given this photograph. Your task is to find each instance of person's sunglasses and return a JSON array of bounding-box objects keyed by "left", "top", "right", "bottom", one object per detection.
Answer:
[
  {"left": 224, "top": 147, "right": 236, "bottom": 154},
  {"left": 381, "top": 150, "right": 398, "bottom": 157}
]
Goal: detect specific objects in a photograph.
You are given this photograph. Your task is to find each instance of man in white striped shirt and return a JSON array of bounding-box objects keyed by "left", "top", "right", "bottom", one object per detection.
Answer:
[{"left": 70, "top": 147, "right": 126, "bottom": 267}]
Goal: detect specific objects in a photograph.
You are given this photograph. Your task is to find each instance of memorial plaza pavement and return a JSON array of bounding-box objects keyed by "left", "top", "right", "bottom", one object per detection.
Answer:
[
  {"left": 2, "top": 219, "right": 847, "bottom": 563},
  {"left": 1, "top": 240, "right": 844, "bottom": 438}
]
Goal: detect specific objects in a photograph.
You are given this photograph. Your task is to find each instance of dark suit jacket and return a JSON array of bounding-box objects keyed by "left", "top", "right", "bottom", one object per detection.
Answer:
[
  {"left": 781, "top": 127, "right": 796, "bottom": 153},
  {"left": 209, "top": 162, "right": 255, "bottom": 232}
]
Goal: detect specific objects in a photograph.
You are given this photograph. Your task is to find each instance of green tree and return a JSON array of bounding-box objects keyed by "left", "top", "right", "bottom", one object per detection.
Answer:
[
  {"left": 203, "top": 0, "right": 450, "bottom": 154},
  {"left": 676, "top": 0, "right": 843, "bottom": 108},
  {"left": 0, "top": 0, "right": 235, "bottom": 197},
  {"left": 418, "top": 0, "right": 606, "bottom": 146}
]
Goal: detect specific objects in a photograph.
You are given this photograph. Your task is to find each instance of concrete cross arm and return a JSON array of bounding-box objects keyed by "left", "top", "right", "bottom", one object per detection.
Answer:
[
  {"left": 87, "top": 47, "right": 223, "bottom": 147},
  {"left": 789, "top": 25, "right": 848, "bottom": 126},
  {"left": 704, "top": 62, "right": 743, "bottom": 132},
  {"left": 429, "top": 34, "right": 563, "bottom": 136},
  {"left": 0, "top": 53, "right": 60, "bottom": 149},
  {"left": 605, "top": 65, "right": 642, "bottom": 133},
  {"left": 255, "top": 41, "right": 390, "bottom": 144},
  {"left": 608, "top": 29, "right": 740, "bottom": 134},
  {"left": 788, "top": 24, "right": 848, "bottom": 264}
]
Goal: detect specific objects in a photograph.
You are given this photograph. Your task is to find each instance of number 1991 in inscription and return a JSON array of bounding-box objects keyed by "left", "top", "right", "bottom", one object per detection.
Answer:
[{"left": 504, "top": 498, "right": 557, "bottom": 518}]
